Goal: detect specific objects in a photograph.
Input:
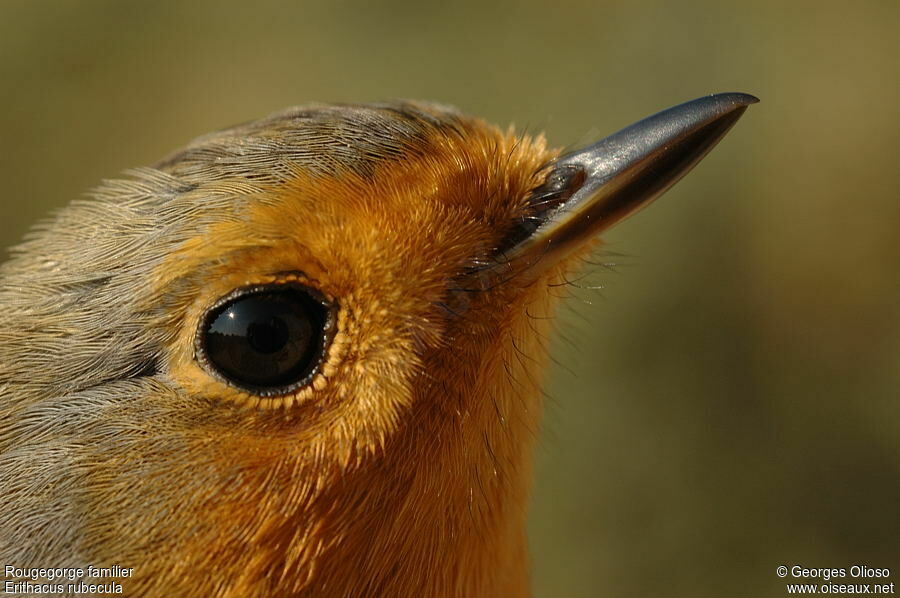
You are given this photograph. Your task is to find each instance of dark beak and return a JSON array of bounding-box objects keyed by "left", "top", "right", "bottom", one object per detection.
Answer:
[{"left": 490, "top": 92, "right": 758, "bottom": 284}]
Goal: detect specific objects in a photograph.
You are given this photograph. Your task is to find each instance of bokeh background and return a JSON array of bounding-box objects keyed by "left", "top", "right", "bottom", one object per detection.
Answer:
[{"left": 1, "top": 2, "right": 897, "bottom": 596}]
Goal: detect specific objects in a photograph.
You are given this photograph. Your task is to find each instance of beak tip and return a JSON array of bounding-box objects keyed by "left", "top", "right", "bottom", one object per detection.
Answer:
[{"left": 713, "top": 92, "right": 760, "bottom": 108}]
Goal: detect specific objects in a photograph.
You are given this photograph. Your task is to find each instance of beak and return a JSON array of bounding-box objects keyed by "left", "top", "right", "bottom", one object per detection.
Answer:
[{"left": 485, "top": 92, "right": 758, "bottom": 286}]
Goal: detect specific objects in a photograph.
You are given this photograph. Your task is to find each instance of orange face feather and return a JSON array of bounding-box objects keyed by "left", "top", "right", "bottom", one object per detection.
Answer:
[{"left": 144, "top": 114, "right": 560, "bottom": 596}]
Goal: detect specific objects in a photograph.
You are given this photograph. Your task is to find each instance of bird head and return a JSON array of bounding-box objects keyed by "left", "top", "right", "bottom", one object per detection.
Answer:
[{"left": 0, "top": 95, "right": 755, "bottom": 596}]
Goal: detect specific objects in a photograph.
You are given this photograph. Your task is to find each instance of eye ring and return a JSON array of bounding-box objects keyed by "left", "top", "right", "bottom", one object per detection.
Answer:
[{"left": 195, "top": 281, "right": 336, "bottom": 398}]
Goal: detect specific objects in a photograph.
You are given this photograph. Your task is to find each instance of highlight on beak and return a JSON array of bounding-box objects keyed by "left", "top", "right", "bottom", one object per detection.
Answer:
[{"left": 488, "top": 92, "right": 758, "bottom": 286}]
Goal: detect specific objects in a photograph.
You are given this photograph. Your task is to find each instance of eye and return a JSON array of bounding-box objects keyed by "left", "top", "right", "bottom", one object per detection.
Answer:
[{"left": 196, "top": 283, "right": 335, "bottom": 396}]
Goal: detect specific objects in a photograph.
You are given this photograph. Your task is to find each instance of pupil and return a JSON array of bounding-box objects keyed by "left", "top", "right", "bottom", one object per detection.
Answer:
[
  {"left": 200, "top": 284, "right": 330, "bottom": 394},
  {"left": 247, "top": 317, "right": 289, "bottom": 354}
]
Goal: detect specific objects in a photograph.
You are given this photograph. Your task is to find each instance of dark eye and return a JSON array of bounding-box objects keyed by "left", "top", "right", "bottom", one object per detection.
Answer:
[{"left": 196, "top": 283, "right": 334, "bottom": 396}]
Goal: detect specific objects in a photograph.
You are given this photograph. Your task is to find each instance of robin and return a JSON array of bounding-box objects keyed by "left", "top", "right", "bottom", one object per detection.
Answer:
[{"left": 0, "top": 93, "right": 756, "bottom": 597}]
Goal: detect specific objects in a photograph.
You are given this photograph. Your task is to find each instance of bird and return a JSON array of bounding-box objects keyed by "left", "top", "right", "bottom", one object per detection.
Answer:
[{"left": 0, "top": 93, "right": 756, "bottom": 597}]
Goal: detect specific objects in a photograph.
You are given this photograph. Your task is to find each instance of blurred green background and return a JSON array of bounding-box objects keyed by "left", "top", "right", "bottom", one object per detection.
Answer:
[{"left": 1, "top": 1, "right": 897, "bottom": 596}]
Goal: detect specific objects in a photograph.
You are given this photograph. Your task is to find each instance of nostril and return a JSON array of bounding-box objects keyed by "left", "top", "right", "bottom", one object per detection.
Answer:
[{"left": 495, "top": 164, "right": 586, "bottom": 256}]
